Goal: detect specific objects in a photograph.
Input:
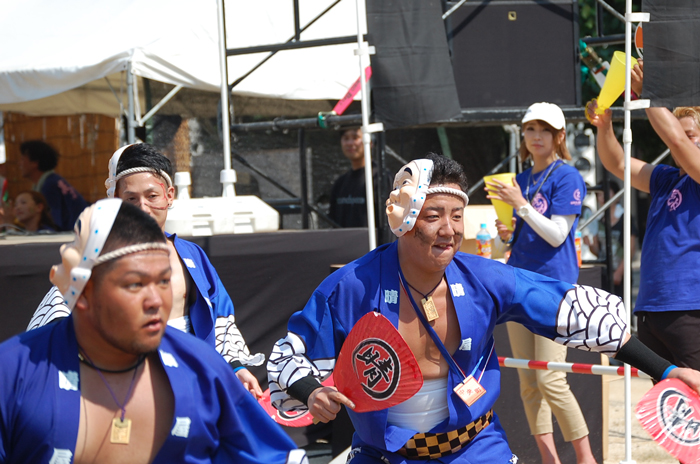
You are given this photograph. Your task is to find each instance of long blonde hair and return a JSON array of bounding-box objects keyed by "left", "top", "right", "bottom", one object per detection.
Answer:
[{"left": 519, "top": 120, "right": 571, "bottom": 163}]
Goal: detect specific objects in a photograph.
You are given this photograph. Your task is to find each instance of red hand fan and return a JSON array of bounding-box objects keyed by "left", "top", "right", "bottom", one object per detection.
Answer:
[
  {"left": 636, "top": 378, "right": 700, "bottom": 464},
  {"left": 334, "top": 311, "right": 423, "bottom": 413},
  {"left": 258, "top": 375, "right": 336, "bottom": 427}
]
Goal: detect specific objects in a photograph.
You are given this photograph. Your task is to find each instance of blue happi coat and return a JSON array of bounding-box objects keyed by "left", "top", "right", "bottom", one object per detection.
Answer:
[
  {"left": 268, "top": 242, "right": 627, "bottom": 463},
  {"left": 0, "top": 316, "right": 302, "bottom": 464}
]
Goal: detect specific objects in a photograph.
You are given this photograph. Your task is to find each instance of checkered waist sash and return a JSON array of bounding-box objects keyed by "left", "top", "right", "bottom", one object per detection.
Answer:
[{"left": 396, "top": 409, "right": 493, "bottom": 460}]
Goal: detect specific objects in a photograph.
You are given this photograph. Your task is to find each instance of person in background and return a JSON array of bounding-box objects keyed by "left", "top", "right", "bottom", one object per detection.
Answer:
[
  {"left": 486, "top": 102, "right": 595, "bottom": 464},
  {"left": 583, "top": 180, "right": 638, "bottom": 298},
  {"left": 19, "top": 140, "right": 89, "bottom": 231},
  {"left": 329, "top": 127, "right": 391, "bottom": 228},
  {"left": 587, "top": 60, "right": 700, "bottom": 372},
  {"left": 28, "top": 143, "right": 265, "bottom": 398},
  {"left": 12, "top": 191, "right": 57, "bottom": 232}
]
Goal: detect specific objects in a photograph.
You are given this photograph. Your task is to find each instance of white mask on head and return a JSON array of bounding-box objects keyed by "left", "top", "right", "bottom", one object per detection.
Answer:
[
  {"left": 385, "top": 159, "right": 469, "bottom": 237},
  {"left": 50, "top": 198, "right": 168, "bottom": 309}
]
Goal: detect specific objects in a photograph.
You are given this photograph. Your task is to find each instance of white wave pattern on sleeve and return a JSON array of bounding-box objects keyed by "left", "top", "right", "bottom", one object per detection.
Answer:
[
  {"left": 214, "top": 315, "right": 265, "bottom": 367},
  {"left": 268, "top": 331, "right": 335, "bottom": 412},
  {"left": 27, "top": 286, "right": 71, "bottom": 331},
  {"left": 554, "top": 284, "right": 628, "bottom": 354},
  {"left": 286, "top": 449, "right": 309, "bottom": 464}
]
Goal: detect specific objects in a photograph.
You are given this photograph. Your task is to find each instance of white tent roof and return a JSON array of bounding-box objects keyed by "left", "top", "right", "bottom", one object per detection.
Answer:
[{"left": 0, "top": 0, "right": 366, "bottom": 116}]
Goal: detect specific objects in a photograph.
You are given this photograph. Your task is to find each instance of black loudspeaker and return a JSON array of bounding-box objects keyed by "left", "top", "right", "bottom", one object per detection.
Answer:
[{"left": 447, "top": 0, "right": 581, "bottom": 109}]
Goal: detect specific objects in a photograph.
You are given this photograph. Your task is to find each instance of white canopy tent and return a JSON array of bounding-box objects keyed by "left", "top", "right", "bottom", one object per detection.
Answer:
[
  {"left": 0, "top": 0, "right": 366, "bottom": 116},
  {"left": 0, "top": 0, "right": 373, "bottom": 239}
]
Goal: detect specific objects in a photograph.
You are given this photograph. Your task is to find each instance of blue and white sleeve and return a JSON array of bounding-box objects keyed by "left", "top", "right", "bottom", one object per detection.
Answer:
[
  {"left": 504, "top": 269, "right": 628, "bottom": 355},
  {"left": 267, "top": 291, "right": 339, "bottom": 412}
]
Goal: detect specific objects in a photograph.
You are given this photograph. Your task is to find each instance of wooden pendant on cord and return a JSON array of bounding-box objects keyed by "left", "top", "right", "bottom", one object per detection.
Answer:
[
  {"left": 421, "top": 296, "right": 439, "bottom": 322},
  {"left": 111, "top": 418, "right": 132, "bottom": 444}
]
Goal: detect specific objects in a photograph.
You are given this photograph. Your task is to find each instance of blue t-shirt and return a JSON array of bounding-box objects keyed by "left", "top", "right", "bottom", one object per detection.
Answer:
[
  {"left": 507, "top": 161, "right": 585, "bottom": 284},
  {"left": 635, "top": 165, "right": 700, "bottom": 313},
  {"left": 38, "top": 172, "right": 89, "bottom": 231}
]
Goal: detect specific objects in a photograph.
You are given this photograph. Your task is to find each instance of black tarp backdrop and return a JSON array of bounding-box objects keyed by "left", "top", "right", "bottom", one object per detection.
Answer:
[
  {"left": 643, "top": 0, "right": 700, "bottom": 107},
  {"left": 447, "top": 0, "right": 581, "bottom": 108},
  {"left": 367, "top": 0, "right": 581, "bottom": 128},
  {"left": 366, "top": 0, "right": 463, "bottom": 129}
]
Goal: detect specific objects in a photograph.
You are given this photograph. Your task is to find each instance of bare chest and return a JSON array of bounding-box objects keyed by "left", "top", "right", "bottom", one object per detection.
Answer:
[
  {"left": 397, "top": 283, "right": 461, "bottom": 380},
  {"left": 168, "top": 243, "right": 189, "bottom": 321},
  {"left": 74, "top": 358, "right": 174, "bottom": 464}
]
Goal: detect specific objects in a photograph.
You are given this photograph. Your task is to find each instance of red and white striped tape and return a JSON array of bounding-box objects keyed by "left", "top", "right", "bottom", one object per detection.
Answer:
[{"left": 498, "top": 356, "right": 651, "bottom": 380}]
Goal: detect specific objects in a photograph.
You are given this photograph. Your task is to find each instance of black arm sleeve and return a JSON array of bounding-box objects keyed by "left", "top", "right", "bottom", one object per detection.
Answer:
[
  {"left": 614, "top": 335, "right": 675, "bottom": 380},
  {"left": 287, "top": 374, "right": 323, "bottom": 406}
]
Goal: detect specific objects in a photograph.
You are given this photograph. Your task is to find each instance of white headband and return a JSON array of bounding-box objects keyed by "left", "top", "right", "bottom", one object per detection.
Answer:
[
  {"left": 105, "top": 144, "right": 173, "bottom": 198},
  {"left": 425, "top": 186, "right": 470, "bottom": 204},
  {"left": 386, "top": 159, "right": 470, "bottom": 237}
]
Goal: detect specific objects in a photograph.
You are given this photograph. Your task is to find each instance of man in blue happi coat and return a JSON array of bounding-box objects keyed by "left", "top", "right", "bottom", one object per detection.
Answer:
[
  {"left": 268, "top": 153, "right": 700, "bottom": 463},
  {"left": 28, "top": 143, "right": 264, "bottom": 397},
  {"left": 0, "top": 199, "right": 305, "bottom": 464}
]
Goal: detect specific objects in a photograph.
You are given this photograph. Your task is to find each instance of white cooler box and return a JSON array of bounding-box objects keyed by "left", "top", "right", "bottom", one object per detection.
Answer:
[{"left": 164, "top": 196, "right": 279, "bottom": 236}]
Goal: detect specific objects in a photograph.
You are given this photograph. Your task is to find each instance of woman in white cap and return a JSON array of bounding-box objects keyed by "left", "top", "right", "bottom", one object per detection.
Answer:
[{"left": 486, "top": 102, "right": 595, "bottom": 464}]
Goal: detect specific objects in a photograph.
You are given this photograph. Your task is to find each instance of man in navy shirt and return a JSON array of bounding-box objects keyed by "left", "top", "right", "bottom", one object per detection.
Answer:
[
  {"left": 329, "top": 127, "right": 391, "bottom": 228},
  {"left": 19, "top": 140, "right": 89, "bottom": 231}
]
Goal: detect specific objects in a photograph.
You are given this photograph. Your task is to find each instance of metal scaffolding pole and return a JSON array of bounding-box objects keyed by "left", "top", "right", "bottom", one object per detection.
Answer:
[
  {"left": 126, "top": 61, "right": 135, "bottom": 144},
  {"left": 354, "top": 0, "right": 382, "bottom": 251},
  {"left": 620, "top": 2, "right": 649, "bottom": 462}
]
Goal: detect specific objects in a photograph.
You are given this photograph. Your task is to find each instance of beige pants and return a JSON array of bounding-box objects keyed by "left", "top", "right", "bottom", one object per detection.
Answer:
[{"left": 506, "top": 321, "right": 589, "bottom": 441}]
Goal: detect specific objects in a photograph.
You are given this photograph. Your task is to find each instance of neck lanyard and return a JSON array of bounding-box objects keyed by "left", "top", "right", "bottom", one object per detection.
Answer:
[
  {"left": 525, "top": 159, "right": 561, "bottom": 203},
  {"left": 79, "top": 347, "right": 141, "bottom": 422},
  {"left": 397, "top": 267, "right": 494, "bottom": 382}
]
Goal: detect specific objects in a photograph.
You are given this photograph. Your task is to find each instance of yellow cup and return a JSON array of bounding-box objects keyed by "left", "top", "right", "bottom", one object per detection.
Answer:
[
  {"left": 595, "top": 51, "right": 638, "bottom": 114},
  {"left": 483, "top": 173, "right": 516, "bottom": 231}
]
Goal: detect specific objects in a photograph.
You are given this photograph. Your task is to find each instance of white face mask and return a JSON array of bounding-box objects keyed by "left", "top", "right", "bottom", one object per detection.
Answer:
[
  {"left": 385, "top": 160, "right": 434, "bottom": 237},
  {"left": 50, "top": 199, "right": 123, "bottom": 309},
  {"left": 385, "top": 159, "right": 470, "bottom": 237}
]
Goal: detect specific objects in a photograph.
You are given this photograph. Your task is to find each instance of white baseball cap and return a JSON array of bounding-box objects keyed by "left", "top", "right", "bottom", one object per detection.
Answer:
[{"left": 521, "top": 102, "right": 566, "bottom": 130}]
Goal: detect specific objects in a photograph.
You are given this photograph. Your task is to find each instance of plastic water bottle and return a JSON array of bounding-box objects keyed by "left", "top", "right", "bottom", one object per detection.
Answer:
[
  {"left": 476, "top": 223, "right": 492, "bottom": 259},
  {"left": 575, "top": 230, "right": 582, "bottom": 268}
]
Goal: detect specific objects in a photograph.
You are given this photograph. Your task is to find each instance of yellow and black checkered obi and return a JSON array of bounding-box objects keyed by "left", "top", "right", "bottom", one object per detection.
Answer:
[{"left": 396, "top": 410, "right": 493, "bottom": 460}]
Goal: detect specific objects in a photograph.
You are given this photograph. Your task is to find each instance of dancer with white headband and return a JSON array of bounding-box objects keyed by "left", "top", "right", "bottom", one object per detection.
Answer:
[
  {"left": 268, "top": 152, "right": 700, "bottom": 463},
  {"left": 28, "top": 143, "right": 264, "bottom": 398},
  {"left": 0, "top": 199, "right": 307, "bottom": 464}
]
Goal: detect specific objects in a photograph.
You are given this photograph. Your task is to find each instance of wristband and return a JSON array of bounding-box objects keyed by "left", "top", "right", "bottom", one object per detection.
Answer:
[
  {"left": 229, "top": 360, "right": 244, "bottom": 372},
  {"left": 287, "top": 374, "right": 322, "bottom": 406},
  {"left": 661, "top": 365, "right": 678, "bottom": 380},
  {"left": 615, "top": 336, "right": 675, "bottom": 380}
]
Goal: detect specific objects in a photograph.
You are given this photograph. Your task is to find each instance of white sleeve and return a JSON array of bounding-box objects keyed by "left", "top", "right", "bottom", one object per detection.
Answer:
[
  {"left": 27, "top": 286, "right": 71, "bottom": 330},
  {"left": 267, "top": 331, "right": 335, "bottom": 412},
  {"left": 215, "top": 315, "right": 265, "bottom": 367},
  {"left": 555, "top": 285, "right": 628, "bottom": 354},
  {"left": 519, "top": 204, "right": 576, "bottom": 247}
]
